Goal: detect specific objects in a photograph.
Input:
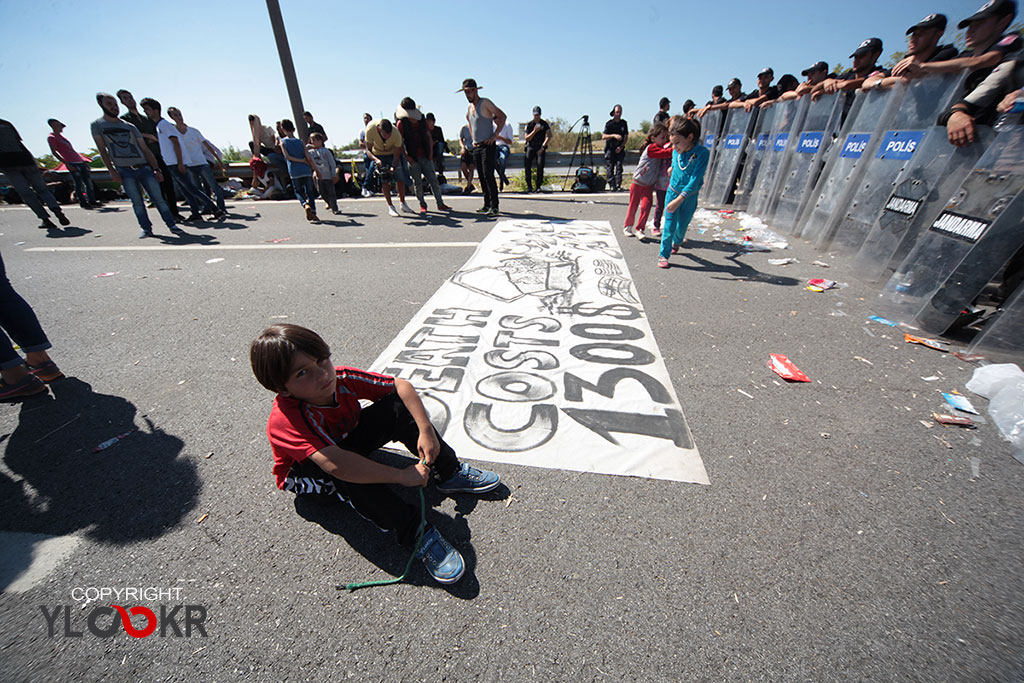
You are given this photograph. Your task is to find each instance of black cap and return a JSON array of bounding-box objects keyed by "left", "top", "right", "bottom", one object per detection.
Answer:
[
  {"left": 907, "top": 13, "right": 947, "bottom": 34},
  {"left": 850, "top": 37, "right": 883, "bottom": 58},
  {"left": 727, "top": 77, "right": 742, "bottom": 88},
  {"left": 757, "top": 67, "right": 774, "bottom": 78},
  {"left": 801, "top": 60, "right": 829, "bottom": 76},
  {"left": 532, "top": 106, "right": 541, "bottom": 115},
  {"left": 958, "top": 0, "right": 1016, "bottom": 28}
]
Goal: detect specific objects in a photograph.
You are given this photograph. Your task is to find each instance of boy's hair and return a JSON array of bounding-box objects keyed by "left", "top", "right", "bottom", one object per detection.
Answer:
[
  {"left": 115, "top": 89, "right": 132, "bottom": 99},
  {"left": 280, "top": 119, "right": 295, "bottom": 133},
  {"left": 140, "top": 97, "right": 160, "bottom": 112},
  {"left": 379, "top": 119, "right": 393, "bottom": 134},
  {"left": 309, "top": 132, "right": 324, "bottom": 142},
  {"left": 250, "top": 324, "right": 331, "bottom": 393},
  {"left": 670, "top": 118, "right": 700, "bottom": 140},
  {"left": 96, "top": 92, "right": 114, "bottom": 106},
  {"left": 425, "top": 112, "right": 435, "bottom": 122},
  {"left": 400, "top": 96, "right": 416, "bottom": 110}
]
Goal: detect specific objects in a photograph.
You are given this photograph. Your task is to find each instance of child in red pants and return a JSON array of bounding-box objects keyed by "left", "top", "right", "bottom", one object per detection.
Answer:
[{"left": 622, "top": 122, "right": 671, "bottom": 241}]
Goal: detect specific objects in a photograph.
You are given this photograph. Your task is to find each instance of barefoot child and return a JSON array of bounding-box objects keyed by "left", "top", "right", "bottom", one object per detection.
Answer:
[
  {"left": 658, "top": 118, "right": 709, "bottom": 268},
  {"left": 622, "top": 122, "right": 671, "bottom": 241},
  {"left": 250, "top": 324, "right": 500, "bottom": 585}
]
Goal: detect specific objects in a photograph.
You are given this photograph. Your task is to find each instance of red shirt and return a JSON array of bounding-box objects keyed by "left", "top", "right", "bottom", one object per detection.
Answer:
[
  {"left": 47, "top": 132, "right": 86, "bottom": 164},
  {"left": 266, "top": 366, "right": 396, "bottom": 489}
]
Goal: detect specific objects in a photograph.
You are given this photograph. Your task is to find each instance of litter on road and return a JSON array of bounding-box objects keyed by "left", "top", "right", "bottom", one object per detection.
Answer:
[
  {"left": 942, "top": 392, "right": 980, "bottom": 415},
  {"left": 768, "top": 354, "right": 811, "bottom": 382},
  {"left": 932, "top": 412, "right": 976, "bottom": 428},
  {"left": 904, "top": 333, "right": 949, "bottom": 352}
]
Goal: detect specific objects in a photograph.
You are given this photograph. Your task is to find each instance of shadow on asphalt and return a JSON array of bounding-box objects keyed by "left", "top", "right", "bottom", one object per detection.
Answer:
[
  {"left": 44, "top": 226, "right": 93, "bottom": 238},
  {"left": 672, "top": 246, "right": 802, "bottom": 287},
  {"left": 0, "top": 377, "right": 199, "bottom": 559}
]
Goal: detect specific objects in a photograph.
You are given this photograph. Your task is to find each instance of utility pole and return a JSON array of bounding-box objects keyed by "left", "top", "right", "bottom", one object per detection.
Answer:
[{"left": 265, "top": 0, "right": 307, "bottom": 141}]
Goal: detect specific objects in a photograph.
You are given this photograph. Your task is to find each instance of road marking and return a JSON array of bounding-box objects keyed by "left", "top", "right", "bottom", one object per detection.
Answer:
[{"left": 25, "top": 242, "right": 480, "bottom": 253}]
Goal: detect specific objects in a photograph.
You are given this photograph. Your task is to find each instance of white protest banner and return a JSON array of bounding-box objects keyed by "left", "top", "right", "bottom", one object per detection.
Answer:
[{"left": 370, "top": 220, "right": 709, "bottom": 484}]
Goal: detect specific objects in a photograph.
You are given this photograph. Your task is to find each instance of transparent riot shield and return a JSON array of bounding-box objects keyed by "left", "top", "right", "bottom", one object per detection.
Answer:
[
  {"left": 698, "top": 109, "right": 725, "bottom": 203},
  {"left": 796, "top": 84, "right": 906, "bottom": 243},
  {"left": 812, "top": 73, "right": 967, "bottom": 254},
  {"left": 747, "top": 98, "right": 809, "bottom": 217},
  {"left": 704, "top": 108, "right": 758, "bottom": 207},
  {"left": 967, "top": 283, "right": 1024, "bottom": 363},
  {"left": 731, "top": 106, "right": 777, "bottom": 210},
  {"left": 770, "top": 92, "right": 846, "bottom": 234},
  {"left": 853, "top": 126, "right": 994, "bottom": 284},
  {"left": 875, "top": 124, "right": 1024, "bottom": 334}
]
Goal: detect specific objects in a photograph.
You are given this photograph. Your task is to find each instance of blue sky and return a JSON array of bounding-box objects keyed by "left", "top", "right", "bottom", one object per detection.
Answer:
[{"left": 0, "top": 0, "right": 986, "bottom": 156}]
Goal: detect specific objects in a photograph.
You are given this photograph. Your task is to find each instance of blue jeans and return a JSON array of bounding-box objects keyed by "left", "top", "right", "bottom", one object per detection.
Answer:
[
  {"left": 0, "top": 165, "right": 60, "bottom": 220},
  {"left": 0, "top": 251, "right": 51, "bottom": 368},
  {"left": 292, "top": 174, "right": 315, "bottom": 209},
  {"left": 496, "top": 144, "right": 510, "bottom": 181},
  {"left": 117, "top": 165, "right": 177, "bottom": 230},
  {"left": 167, "top": 165, "right": 217, "bottom": 215},
  {"left": 187, "top": 164, "right": 225, "bottom": 213},
  {"left": 68, "top": 162, "right": 96, "bottom": 205}
]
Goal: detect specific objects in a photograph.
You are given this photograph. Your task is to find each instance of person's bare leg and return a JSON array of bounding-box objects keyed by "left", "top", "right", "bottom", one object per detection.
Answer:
[
  {"left": 397, "top": 182, "right": 406, "bottom": 203},
  {"left": 382, "top": 183, "right": 394, "bottom": 208}
]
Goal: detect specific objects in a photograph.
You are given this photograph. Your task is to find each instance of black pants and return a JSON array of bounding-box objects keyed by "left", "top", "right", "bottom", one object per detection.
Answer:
[
  {"left": 283, "top": 394, "right": 459, "bottom": 546},
  {"left": 525, "top": 147, "right": 546, "bottom": 190},
  {"left": 151, "top": 152, "right": 180, "bottom": 217},
  {"left": 471, "top": 143, "right": 498, "bottom": 210},
  {"left": 604, "top": 149, "right": 625, "bottom": 190}
]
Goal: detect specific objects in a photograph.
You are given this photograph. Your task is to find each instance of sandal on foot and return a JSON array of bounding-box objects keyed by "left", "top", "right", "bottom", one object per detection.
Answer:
[
  {"left": 0, "top": 373, "right": 48, "bottom": 400},
  {"left": 657, "top": 257, "right": 669, "bottom": 269},
  {"left": 28, "top": 360, "right": 65, "bottom": 382}
]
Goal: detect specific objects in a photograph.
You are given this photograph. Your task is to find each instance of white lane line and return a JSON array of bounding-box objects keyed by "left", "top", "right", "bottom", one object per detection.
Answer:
[{"left": 25, "top": 241, "right": 480, "bottom": 253}]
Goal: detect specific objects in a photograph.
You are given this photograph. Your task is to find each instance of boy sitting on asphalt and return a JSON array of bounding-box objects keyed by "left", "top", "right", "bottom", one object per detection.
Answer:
[{"left": 249, "top": 324, "right": 500, "bottom": 585}]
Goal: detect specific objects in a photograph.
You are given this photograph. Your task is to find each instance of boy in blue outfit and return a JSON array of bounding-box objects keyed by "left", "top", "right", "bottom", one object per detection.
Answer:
[
  {"left": 659, "top": 118, "right": 710, "bottom": 268},
  {"left": 278, "top": 119, "right": 322, "bottom": 224},
  {"left": 250, "top": 324, "right": 500, "bottom": 585}
]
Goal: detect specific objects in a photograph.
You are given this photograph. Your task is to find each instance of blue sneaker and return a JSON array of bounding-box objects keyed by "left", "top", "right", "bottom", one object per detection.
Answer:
[
  {"left": 436, "top": 462, "right": 500, "bottom": 494},
  {"left": 416, "top": 527, "right": 465, "bottom": 584}
]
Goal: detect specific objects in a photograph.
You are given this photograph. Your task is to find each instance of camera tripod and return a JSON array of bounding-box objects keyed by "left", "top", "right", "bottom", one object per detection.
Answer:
[{"left": 562, "top": 115, "right": 595, "bottom": 190}]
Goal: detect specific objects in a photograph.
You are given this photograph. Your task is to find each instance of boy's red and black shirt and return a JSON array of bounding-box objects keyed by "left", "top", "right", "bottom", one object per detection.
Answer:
[{"left": 266, "top": 366, "right": 396, "bottom": 489}]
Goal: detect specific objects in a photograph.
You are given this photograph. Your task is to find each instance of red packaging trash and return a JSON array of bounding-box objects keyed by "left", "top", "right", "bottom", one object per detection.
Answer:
[
  {"left": 806, "top": 278, "right": 837, "bottom": 292},
  {"left": 768, "top": 353, "right": 811, "bottom": 382}
]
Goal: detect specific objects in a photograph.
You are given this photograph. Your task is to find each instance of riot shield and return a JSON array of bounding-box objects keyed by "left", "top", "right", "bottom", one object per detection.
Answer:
[
  {"left": 731, "top": 107, "right": 777, "bottom": 210},
  {"left": 796, "top": 84, "right": 906, "bottom": 243},
  {"left": 875, "top": 124, "right": 1024, "bottom": 334},
  {"left": 812, "top": 74, "right": 967, "bottom": 254},
  {"left": 853, "top": 126, "right": 994, "bottom": 284},
  {"left": 966, "top": 283, "right": 1024, "bottom": 363},
  {"left": 698, "top": 109, "right": 725, "bottom": 202},
  {"left": 704, "top": 108, "right": 759, "bottom": 208},
  {"left": 770, "top": 92, "right": 846, "bottom": 234},
  {"left": 747, "top": 98, "right": 810, "bottom": 218}
]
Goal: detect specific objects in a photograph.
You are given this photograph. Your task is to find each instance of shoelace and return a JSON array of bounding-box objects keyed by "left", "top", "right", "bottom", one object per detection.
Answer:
[{"left": 340, "top": 487, "right": 426, "bottom": 592}]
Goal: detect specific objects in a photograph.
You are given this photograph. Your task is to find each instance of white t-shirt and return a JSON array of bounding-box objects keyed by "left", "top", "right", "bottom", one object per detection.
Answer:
[
  {"left": 494, "top": 122, "right": 514, "bottom": 148},
  {"left": 177, "top": 126, "right": 208, "bottom": 167},
  {"left": 156, "top": 118, "right": 182, "bottom": 165}
]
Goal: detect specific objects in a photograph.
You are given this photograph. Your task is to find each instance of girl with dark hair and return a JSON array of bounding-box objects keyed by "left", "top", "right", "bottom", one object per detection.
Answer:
[
  {"left": 658, "top": 119, "right": 710, "bottom": 268},
  {"left": 622, "top": 122, "right": 671, "bottom": 241}
]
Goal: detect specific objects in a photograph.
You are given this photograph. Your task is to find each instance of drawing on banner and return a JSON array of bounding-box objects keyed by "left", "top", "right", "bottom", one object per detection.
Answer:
[{"left": 370, "top": 220, "right": 708, "bottom": 484}]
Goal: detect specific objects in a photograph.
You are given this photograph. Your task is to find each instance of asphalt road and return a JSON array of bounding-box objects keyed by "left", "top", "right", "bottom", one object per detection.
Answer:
[{"left": 0, "top": 191, "right": 1020, "bottom": 682}]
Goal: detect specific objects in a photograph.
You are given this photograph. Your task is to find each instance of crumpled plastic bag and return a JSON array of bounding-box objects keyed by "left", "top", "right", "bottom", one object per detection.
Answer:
[{"left": 966, "top": 363, "right": 1024, "bottom": 455}]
